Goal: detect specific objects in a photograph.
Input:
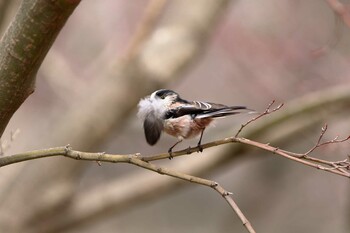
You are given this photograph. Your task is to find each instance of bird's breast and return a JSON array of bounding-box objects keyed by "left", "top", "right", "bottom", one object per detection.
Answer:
[{"left": 164, "top": 116, "right": 212, "bottom": 139}]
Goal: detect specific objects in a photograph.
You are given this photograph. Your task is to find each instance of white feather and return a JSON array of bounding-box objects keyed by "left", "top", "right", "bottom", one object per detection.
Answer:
[{"left": 137, "top": 93, "right": 170, "bottom": 121}]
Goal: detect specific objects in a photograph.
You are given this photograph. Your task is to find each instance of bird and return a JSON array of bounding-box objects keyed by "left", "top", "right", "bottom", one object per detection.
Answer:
[{"left": 137, "top": 89, "right": 250, "bottom": 157}]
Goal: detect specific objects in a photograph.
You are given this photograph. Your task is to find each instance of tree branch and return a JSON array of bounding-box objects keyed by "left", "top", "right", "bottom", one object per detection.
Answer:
[
  {"left": 0, "top": 145, "right": 256, "bottom": 233},
  {"left": 2, "top": 132, "right": 349, "bottom": 179},
  {"left": 235, "top": 100, "right": 284, "bottom": 137},
  {"left": 1, "top": 98, "right": 349, "bottom": 177},
  {"left": 0, "top": 0, "right": 81, "bottom": 136}
]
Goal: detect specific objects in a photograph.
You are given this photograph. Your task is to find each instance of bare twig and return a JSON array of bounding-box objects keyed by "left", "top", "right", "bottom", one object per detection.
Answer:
[
  {"left": 235, "top": 100, "right": 284, "bottom": 137},
  {"left": 212, "top": 186, "right": 256, "bottom": 233},
  {"left": 303, "top": 124, "right": 350, "bottom": 156},
  {"left": 141, "top": 101, "right": 349, "bottom": 179},
  {"left": 130, "top": 158, "right": 256, "bottom": 233},
  {"left": 235, "top": 137, "right": 350, "bottom": 178},
  {"left": 1, "top": 130, "right": 349, "bottom": 178},
  {"left": 272, "top": 123, "right": 350, "bottom": 175},
  {"left": 0, "top": 145, "right": 256, "bottom": 233},
  {"left": 279, "top": 123, "right": 350, "bottom": 158}
]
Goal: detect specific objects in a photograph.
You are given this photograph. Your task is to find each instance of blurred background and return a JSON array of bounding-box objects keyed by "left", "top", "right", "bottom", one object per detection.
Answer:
[{"left": 0, "top": 0, "right": 350, "bottom": 232}]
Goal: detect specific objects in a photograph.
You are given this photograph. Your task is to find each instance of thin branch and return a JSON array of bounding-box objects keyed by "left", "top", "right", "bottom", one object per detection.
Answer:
[
  {"left": 233, "top": 101, "right": 350, "bottom": 178},
  {"left": 213, "top": 185, "right": 256, "bottom": 233},
  {"left": 272, "top": 123, "right": 350, "bottom": 175},
  {"left": 130, "top": 158, "right": 256, "bottom": 233},
  {"left": 0, "top": 145, "right": 256, "bottom": 233},
  {"left": 1, "top": 129, "right": 349, "bottom": 178},
  {"left": 304, "top": 125, "right": 350, "bottom": 156},
  {"left": 235, "top": 137, "right": 350, "bottom": 178},
  {"left": 278, "top": 123, "right": 350, "bottom": 157},
  {"left": 235, "top": 100, "right": 284, "bottom": 137},
  {"left": 0, "top": 97, "right": 348, "bottom": 180}
]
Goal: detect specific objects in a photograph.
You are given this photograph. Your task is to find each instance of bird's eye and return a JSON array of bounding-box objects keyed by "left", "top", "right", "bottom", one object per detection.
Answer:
[
  {"left": 155, "top": 90, "right": 171, "bottom": 99},
  {"left": 156, "top": 92, "right": 165, "bottom": 99}
]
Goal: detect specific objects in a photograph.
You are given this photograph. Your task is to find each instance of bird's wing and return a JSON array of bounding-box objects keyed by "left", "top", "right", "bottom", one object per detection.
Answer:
[
  {"left": 165, "top": 101, "right": 247, "bottom": 119},
  {"left": 143, "top": 112, "right": 163, "bottom": 145}
]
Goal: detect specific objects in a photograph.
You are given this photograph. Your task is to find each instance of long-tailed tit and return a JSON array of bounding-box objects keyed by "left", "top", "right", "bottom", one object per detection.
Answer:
[{"left": 138, "top": 89, "right": 250, "bottom": 156}]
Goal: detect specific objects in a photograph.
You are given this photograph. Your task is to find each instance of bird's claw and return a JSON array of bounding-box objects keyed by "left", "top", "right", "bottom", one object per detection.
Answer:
[
  {"left": 197, "top": 144, "right": 203, "bottom": 153},
  {"left": 167, "top": 149, "right": 174, "bottom": 160}
]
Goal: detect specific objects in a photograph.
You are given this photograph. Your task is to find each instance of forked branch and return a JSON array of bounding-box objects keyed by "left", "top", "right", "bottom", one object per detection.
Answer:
[
  {"left": 0, "top": 145, "right": 256, "bottom": 233},
  {"left": 295, "top": 124, "right": 350, "bottom": 157},
  {"left": 235, "top": 100, "right": 284, "bottom": 137}
]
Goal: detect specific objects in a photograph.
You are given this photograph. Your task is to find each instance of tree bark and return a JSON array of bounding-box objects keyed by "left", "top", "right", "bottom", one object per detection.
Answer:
[{"left": 0, "top": 0, "right": 80, "bottom": 136}]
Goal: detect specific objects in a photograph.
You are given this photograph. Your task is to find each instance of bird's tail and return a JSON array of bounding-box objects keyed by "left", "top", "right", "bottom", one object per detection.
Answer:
[{"left": 195, "top": 106, "right": 254, "bottom": 119}]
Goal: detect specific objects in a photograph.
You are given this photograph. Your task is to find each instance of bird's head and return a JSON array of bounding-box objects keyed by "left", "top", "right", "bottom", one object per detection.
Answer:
[
  {"left": 150, "top": 89, "right": 179, "bottom": 106},
  {"left": 138, "top": 89, "right": 180, "bottom": 122}
]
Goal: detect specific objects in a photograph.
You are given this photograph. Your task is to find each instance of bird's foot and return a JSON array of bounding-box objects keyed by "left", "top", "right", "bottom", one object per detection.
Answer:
[
  {"left": 186, "top": 146, "right": 192, "bottom": 154},
  {"left": 197, "top": 144, "right": 203, "bottom": 153},
  {"left": 167, "top": 148, "right": 174, "bottom": 160}
]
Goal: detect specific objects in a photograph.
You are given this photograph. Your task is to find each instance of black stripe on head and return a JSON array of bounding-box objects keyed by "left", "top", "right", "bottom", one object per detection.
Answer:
[
  {"left": 143, "top": 112, "right": 163, "bottom": 145},
  {"left": 155, "top": 89, "right": 189, "bottom": 103},
  {"left": 155, "top": 89, "right": 177, "bottom": 99}
]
